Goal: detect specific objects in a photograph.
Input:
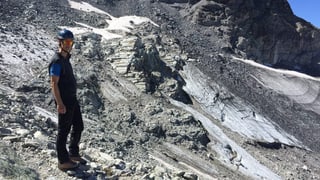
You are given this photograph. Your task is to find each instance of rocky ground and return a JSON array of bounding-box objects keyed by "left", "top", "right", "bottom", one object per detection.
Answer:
[{"left": 1, "top": 0, "right": 320, "bottom": 180}]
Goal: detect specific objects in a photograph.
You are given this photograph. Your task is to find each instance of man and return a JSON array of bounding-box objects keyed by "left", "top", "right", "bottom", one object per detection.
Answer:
[{"left": 49, "top": 29, "right": 86, "bottom": 171}]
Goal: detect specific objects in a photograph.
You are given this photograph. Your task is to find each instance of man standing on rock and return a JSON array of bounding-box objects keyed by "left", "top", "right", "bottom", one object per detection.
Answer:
[{"left": 49, "top": 29, "right": 87, "bottom": 171}]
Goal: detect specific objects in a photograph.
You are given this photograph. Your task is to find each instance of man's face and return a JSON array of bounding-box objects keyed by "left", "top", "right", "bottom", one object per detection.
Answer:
[{"left": 61, "top": 38, "right": 74, "bottom": 52}]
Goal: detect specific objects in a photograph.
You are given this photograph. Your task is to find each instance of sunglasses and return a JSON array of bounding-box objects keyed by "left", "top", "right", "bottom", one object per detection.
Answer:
[{"left": 62, "top": 39, "right": 74, "bottom": 46}]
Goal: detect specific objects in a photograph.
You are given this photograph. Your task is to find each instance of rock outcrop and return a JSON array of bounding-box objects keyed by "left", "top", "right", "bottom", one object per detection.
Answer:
[{"left": 179, "top": 0, "right": 320, "bottom": 75}]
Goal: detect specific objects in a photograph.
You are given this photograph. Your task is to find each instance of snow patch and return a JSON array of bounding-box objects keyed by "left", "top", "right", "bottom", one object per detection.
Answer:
[
  {"left": 63, "top": 0, "right": 158, "bottom": 40},
  {"left": 68, "top": 0, "right": 110, "bottom": 15},
  {"left": 232, "top": 56, "right": 320, "bottom": 81},
  {"left": 233, "top": 56, "right": 320, "bottom": 114}
]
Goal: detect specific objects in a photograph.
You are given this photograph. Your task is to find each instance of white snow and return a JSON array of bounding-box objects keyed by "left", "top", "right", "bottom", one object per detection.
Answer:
[
  {"left": 60, "top": 22, "right": 123, "bottom": 40},
  {"left": 105, "top": 15, "right": 158, "bottom": 32},
  {"left": 62, "top": 0, "right": 159, "bottom": 40},
  {"left": 68, "top": 0, "right": 110, "bottom": 15},
  {"left": 232, "top": 56, "right": 320, "bottom": 81}
]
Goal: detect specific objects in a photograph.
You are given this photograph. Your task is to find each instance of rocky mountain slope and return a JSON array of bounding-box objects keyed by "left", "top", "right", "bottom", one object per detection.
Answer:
[{"left": 1, "top": 0, "right": 320, "bottom": 179}]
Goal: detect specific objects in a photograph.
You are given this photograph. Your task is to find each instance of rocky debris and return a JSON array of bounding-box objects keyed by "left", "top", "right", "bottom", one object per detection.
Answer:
[
  {"left": 0, "top": 32, "right": 213, "bottom": 178},
  {"left": 0, "top": 0, "right": 320, "bottom": 179},
  {"left": 0, "top": 84, "right": 212, "bottom": 179},
  {"left": 0, "top": 142, "right": 38, "bottom": 180},
  {"left": 151, "top": 0, "right": 320, "bottom": 153}
]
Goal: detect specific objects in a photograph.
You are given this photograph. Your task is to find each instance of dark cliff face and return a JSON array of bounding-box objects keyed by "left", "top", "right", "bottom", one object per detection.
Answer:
[{"left": 182, "top": 0, "right": 320, "bottom": 76}]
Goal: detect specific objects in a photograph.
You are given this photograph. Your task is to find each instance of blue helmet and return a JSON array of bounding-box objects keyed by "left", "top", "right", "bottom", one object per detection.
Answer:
[{"left": 57, "top": 29, "right": 74, "bottom": 40}]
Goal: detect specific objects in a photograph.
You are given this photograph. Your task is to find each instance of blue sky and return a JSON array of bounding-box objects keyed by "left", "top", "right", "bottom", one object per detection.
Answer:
[{"left": 287, "top": 0, "right": 320, "bottom": 28}]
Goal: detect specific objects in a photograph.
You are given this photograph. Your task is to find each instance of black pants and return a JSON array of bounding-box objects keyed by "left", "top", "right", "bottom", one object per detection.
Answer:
[{"left": 56, "top": 100, "right": 84, "bottom": 164}]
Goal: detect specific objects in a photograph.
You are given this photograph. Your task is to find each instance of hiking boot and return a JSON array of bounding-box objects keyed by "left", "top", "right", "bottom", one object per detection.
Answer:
[
  {"left": 70, "top": 156, "right": 87, "bottom": 165},
  {"left": 58, "top": 161, "right": 79, "bottom": 171}
]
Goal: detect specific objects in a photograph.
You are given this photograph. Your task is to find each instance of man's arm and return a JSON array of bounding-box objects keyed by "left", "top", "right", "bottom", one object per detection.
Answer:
[{"left": 50, "top": 75, "right": 66, "bottom": 114}]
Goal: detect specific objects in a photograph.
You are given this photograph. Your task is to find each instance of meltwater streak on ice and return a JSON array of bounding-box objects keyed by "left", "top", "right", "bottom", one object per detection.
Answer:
[
  {"left": 181, "top": 63, "right": 305, "bottom": 148},
  {"left": 169, "top": 98, "right": 281, "bottom": 180}
]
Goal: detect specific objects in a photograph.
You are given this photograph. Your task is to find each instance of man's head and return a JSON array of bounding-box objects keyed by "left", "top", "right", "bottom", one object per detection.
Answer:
[{"left": 57, "top": 29, "right": 74, "bottom": 54}]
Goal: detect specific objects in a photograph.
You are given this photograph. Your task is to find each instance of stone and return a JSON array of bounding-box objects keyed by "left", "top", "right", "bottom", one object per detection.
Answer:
[
  {"left": 3, "top": 136, "right": 22, "bottom": 142},
  {"left": 34, "top": 130, "right": 47, "bottom": 141},
  {"left": 0, "top": 127, "right": 12, "bottom": 137},
  {"left": 183, "top": 172, "right": 198, "bottom": 180},
  {"left": 22, "top": 140, "right": 40, "bottom": 148}
]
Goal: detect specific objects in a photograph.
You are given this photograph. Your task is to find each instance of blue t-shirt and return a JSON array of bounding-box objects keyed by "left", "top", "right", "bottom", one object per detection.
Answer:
[{"left": 50, "top": 63, "right": 62, "bottom": 76}]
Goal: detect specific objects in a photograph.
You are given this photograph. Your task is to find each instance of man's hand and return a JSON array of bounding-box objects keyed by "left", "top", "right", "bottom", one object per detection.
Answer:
[
  {"left": 57, "top": 104, "right": 66, "bottom": 114},
  {"left": 51, "top": 75, "right": 66, "bottom": 114}
]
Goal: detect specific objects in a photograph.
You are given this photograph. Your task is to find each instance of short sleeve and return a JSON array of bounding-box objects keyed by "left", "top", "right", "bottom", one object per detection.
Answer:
[{"left": 50, "top": 63, "right": 62, "bottom": 76}]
